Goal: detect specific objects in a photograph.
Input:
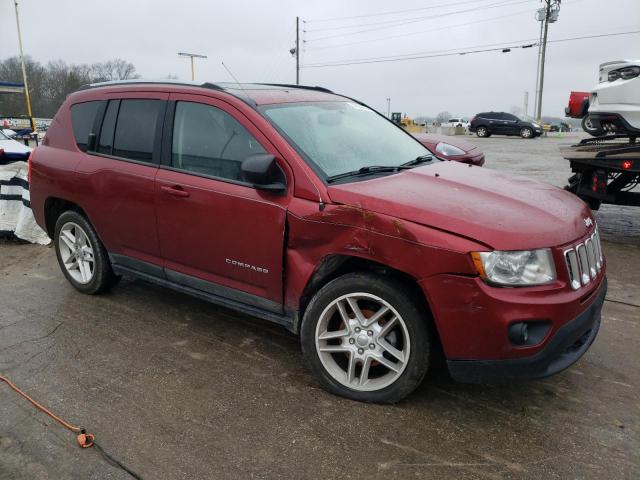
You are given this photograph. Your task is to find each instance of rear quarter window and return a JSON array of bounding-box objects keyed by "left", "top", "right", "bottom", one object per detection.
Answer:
[{"left": 70, "top": 101, "right": 105, "bottom": 151}]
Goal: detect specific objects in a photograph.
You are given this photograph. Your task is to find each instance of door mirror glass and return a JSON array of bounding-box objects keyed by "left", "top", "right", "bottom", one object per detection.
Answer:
[{"left": 241, "top": 154, "right": 286, "bottom": 194}]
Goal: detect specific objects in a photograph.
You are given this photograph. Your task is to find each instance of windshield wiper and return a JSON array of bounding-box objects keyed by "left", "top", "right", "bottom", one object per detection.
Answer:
[
  {"left": 327, "top": 165, "right": 413, "bottom": 183},
  {"left": 401, "top": 154, "right": 435, "bottom": 167}
]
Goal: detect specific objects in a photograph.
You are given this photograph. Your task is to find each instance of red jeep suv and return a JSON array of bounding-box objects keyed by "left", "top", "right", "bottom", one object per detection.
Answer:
[{"left": 29, "top": 81, "right": 607, "bottom": 403}]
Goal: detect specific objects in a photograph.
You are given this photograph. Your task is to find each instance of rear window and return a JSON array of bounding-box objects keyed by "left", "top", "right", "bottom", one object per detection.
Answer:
[
  {"left": 112, "top": 99, "right": 163, "bottom": 162},
  {"left": 70, "top": 101, "right": 105, "bottom": 151}
]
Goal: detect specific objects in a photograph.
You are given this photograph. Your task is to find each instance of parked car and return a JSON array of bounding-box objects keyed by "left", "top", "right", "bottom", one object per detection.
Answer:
[
  {"left": 0, "top": 128, "right": 31, "bottom": 165},
  {"left": 469, "top": 112, "right": 543, "bottom": 138},
  {"left": 441, "top": 118, "right": 469, "bottom": 130},
  {"left": 29, "top": 80, "right": 606, "bottom": 403},
  {"left": 584, "top": 59, "right": 640, "bottom": 137},
  {"left": 413, "top": 133, "right": 484, "bottom": 165}
]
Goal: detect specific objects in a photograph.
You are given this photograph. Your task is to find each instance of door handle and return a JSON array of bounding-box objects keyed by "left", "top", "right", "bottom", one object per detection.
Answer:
[{"left": 161, "top": 185, "right": 190, "bottom": 198}]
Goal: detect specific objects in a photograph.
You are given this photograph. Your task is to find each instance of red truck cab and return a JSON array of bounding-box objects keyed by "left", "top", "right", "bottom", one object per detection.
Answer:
[{"left": 29, "top": 81, "right": 606, "bottom": 403}]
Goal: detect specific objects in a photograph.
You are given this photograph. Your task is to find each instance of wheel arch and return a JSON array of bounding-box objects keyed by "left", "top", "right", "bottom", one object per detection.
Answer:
[
  {"left": 297, "top": 254, "right": 440, "bottom": 344},
  {"left": 44, "top": 197, "right": 89, "bottom": 238}
]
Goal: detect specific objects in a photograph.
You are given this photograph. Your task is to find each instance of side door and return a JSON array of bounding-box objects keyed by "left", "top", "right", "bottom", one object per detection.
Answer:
[
  {"left": 155, "top": 94, "right": 290, "bottom": 310},
  {"left": 501, "top": 113, "right": 521, "bottom": 134},
  {"left": 75, "top": 94, "right": 167, "bottom": 271}
]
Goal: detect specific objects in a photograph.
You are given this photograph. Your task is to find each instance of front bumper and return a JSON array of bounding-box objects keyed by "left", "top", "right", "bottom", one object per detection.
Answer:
[{"left": 447, "top": 278, "right": 606, "bottom": 383}]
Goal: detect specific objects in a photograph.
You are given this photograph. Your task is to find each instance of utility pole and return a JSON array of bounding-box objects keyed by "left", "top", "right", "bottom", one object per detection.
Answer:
[
  {"left": 523, "top": 91, "right": 529, "bottom": 117},
  {"left": 13, "top": 1, "right": 35, "bottom": 133},
  {"left": 386, "top": 98, "right": 391, "bottom": 118},
  {"left": 295, "top": 16, "right": 300, "bottom": 85},
  {"left": 177, "top": 52, "right": 207, "bottom": 81},
  {"left": 534, "top": 0, "right": 561, "bottom": 120}
]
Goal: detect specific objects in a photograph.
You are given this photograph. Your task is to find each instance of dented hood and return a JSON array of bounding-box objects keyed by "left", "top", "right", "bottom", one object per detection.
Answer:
[{"left": 326, "top": 161, "right": 592, "bottom": 251}]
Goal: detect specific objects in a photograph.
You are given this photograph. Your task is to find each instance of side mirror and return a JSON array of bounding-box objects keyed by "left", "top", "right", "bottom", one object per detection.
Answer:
[{"left": 241, "top": 154, "right": 287, "bottom": 194}]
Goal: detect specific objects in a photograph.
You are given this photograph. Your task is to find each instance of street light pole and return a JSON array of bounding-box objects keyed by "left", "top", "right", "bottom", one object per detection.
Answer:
[
  {"left": 386, "top": 98, "right": 391, "bottom": 118},
  {"left": 177, "top": 52, "right": 207, "bottom": 81},
  {"left": 534, "top": 0, "right": 561, "bottom": 121},
  {"left": 295, "top": 16, "right": 300, "bottom": 85},
  {"left": 13, "top": 1, "right": 35, "bottom": 133}
]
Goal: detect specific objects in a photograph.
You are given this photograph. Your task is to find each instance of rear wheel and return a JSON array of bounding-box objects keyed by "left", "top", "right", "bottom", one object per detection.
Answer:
[
  {"left": 476, "top": 126, "right": 490, "bottom": 138},
  {"left": 54, "top": 211, "right": 119, "bottom": 294},
  {"left": 582, "top": 115, "right": 605, "bottom": 137},
  {"left": 520, "top": 127, "right": 534, "bottom": 138},
  {"left": 301, "top": 273, "right": 430, "bottom": 403}
]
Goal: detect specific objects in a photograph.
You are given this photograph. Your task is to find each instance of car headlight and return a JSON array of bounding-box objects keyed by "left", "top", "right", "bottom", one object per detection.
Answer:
[
  {"left": 532, "top": 123, "right": 541, "bottom": 128},
  {"left": 609, "top": 66, "right": 640, "bottom": 81},
  {"left": 470, "top": 249, "right": 556, "bottom": 286},
  {"left": 435, "top": 142, "right": 466, "bottom": 157}
]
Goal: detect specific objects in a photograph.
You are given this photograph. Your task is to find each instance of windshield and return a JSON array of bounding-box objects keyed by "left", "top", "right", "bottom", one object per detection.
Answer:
[{"left": 260, "top": 101, "right": 430, "bottom": 180}]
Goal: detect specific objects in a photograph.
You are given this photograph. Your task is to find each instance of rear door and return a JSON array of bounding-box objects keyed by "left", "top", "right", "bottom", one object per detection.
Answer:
[
  {"left": 154, "top": 94, "right": 289, "bottom": 309},
  {"left": 74, "top": 93, "right": 167, "bottom": 270},
  {"left": 501, "top": 113, "right": 521, "bottom": 134}
]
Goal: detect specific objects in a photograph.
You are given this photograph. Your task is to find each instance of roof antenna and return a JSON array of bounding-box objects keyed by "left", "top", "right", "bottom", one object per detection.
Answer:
[{"left": 221, "top": 61, "right": 246, "bottom": 93}]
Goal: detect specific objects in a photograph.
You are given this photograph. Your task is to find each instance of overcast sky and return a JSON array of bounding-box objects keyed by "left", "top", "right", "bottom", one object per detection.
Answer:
[{"left": 1, "top": 0, "right": 638, "bottom": 118}]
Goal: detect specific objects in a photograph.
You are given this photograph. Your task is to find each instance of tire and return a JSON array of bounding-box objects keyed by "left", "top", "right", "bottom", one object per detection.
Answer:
[
  {"left": 476, "top": 126, "right": 489, "bottom": 138},
  {"left": 54, "top": 210, "right": 118, "bottom": 294},
  {"left": 582, "top": 115, "right": 605, "bottom": 137},
  {"left": 520, "top": 127, "right": 534, "bottom": 139},
  {"left": 300, "top": 273, "right": 430, "bottom": 403}
]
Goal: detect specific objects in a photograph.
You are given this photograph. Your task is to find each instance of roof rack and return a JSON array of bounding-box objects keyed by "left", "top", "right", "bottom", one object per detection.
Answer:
[
  {"left": 255, "top": 83, "right": 334, "bottom": 94},
  {"left": 79, "top": 79, "right": 225, "bottom": 91}
]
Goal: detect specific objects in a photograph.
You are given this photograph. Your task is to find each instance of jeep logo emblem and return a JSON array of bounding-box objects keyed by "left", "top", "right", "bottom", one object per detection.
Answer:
[{"left": 584, "top": 217, "right": 593, "bottom": 228}]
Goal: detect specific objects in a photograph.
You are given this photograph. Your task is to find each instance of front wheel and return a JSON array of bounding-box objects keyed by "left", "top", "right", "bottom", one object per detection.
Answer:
[
  {"left": 520, "top": 127, "right": 534, "bottom": 138},
  {"left": 476, "top": 126, "right": 489, "bottom": 137},
  {"left": 300, "top": 273, "right": 430, "bottom": 403}
]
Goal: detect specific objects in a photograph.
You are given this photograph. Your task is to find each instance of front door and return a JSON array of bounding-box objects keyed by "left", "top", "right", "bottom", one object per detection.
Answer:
[{"left": 155, "top": 94, "right": 289, "bottom": 310}]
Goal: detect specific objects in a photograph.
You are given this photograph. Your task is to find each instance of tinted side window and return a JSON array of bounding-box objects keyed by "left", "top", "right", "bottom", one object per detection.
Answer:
[
  {"left": 70, "top": 101, "right": 105, "bottom": 151},
  {"left": 113, "top": 99, "right": 163, "bottom": 162},
  {"left": 171, "top": 101, "right": 266, "bottom": 182},
  {"left": 478, "top": 112, "right": 494, "bottom": 119},
  {"left": 98, "top": 100, "right": 119, "bottom": 154},
  {"left": 503, "top": 113, "right": 518, "bottom": 121}
]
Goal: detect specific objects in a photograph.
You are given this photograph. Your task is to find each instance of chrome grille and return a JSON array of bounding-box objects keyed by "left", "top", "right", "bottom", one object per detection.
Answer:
[{"left": 564, "top": 228, "right": 603, "bottom": 290}]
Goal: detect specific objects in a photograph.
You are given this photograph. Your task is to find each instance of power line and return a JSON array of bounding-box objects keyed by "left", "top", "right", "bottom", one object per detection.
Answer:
[
  {"left": 304, "top": 0, "right": 535, "bottom": 43},
  {"left": 301, "top": 30, "right": 640, "bottom": 68},
  {"left": 304, "top": 0, "right": 511, "bottom": 32},
  {"left": 307, "top": 7, "right": 534, "bottom": 51},
  {"left": 304, "top": 0, "right": 492, "bottom": 24}
]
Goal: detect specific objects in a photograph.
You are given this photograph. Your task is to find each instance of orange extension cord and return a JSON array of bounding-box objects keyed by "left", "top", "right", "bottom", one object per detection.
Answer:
[
  {"left": 0, "top": 375, "right": 95, "bottom": 448},
  {"left": 1, "top": 375, "right": 143, "bottom": 478}
]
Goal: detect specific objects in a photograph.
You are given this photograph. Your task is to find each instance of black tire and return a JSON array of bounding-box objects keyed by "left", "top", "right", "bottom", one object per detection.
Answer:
[
  {"left": 520, "top": 127, "right": 534, "bottom": 139},
  {"left": 54, "top": 210, "right": 118, "bottom": 294},
  {"left": 582, "top": 115, "right": 605, "bottom": 137},
  {"left": 476, "top": 126, "right": 489, "bottom": 138},
  {"left": 300, "top": 273, "right": 431, "bottom": 403}
]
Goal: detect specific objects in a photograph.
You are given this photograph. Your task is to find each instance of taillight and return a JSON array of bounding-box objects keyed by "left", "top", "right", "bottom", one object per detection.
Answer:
[
  {"left": 0, "top": 148, "right": 4, "bottom": 157},
  {"left": 27, "top": 150, "right": 34, "bottom": 183},
  {"left": 622, "top": 160, "right": 633, "bottom": 170},
  {"left": 470, "top": 116, "right": 476, "bottom": 123}
]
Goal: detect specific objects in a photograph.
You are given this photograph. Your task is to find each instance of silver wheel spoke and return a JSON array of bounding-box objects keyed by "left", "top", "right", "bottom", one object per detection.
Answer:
[
  {"left": 78, "top": 259, "right": 89, "bottom": 283},
  {"left": 346, "top": 353, "right": 357, "bottom": 384},
  {"left": 318, "top": 345, "right": 351, "bottom": 354},
  {"left": 375, "top": 355, "right": 402, "bottom": 373},
  {"left": 346, "top": 297, "right": 366, "bottom": 324},
  {"left": 379, "top": 338, "right": 405, "bottom": 363},
  {"left": 335, "top": 300, "right": 351, "bottom": 324},
  {"left": 362, "top": 305, "right": 389, "bottom": 327},
  {"left": 359, "top": 356, "right": 372, "bottom": 386},
  {"left": 60, "top": 230, "right": 75, "bottom": 250},
  {"left": 318, "top": 329, "right": 349, "bottom": 341},
  {"left": 377, "top": 316, "right": 398, "bottom": 339}
]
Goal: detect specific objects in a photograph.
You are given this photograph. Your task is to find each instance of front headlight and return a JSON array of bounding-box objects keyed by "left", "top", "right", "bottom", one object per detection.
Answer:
[
  {"left": 470, "top": 249, "right": 556, "bottom": 286},
  {"left": 435, "top": 142, "right": 466, "bottom": 157},
  {"left": 532, "top": 123, "right": 541, "bottom": 128}
]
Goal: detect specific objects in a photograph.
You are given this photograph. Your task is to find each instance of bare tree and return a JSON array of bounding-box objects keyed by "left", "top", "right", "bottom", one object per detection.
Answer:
[
  {"left": 435, "top": 111, "right": 452, "bottom": 123},
  {"left": 90, "top": 58, "right": 139, "bottom": 82}
]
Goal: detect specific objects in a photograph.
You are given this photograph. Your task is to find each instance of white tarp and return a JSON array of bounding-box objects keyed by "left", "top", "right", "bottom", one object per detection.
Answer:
[{"left": 0, "top": 161, "right": 51, "bottom": 245}]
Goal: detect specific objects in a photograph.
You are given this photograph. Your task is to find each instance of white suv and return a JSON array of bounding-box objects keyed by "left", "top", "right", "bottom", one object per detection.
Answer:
[{"left": 586, "top": 59, "right": 640, "bottom": 136}]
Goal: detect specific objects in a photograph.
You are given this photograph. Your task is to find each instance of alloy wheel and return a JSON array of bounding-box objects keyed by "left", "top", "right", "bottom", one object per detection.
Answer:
[
  {"left": 315, "top": 293, "right": 410, "bottom": 391},
  {"left": 58, "top": 222, "right": 95, "bottom": 284}
]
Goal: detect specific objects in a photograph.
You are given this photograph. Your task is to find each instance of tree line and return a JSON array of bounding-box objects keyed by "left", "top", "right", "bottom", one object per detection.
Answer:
[{"left": 0, "top": 57, "right": 138, "bottom": 118}]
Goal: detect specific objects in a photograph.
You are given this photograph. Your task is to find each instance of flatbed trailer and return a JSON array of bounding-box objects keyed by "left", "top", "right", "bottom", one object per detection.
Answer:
[{"left": 562, "top": 135, "right": 640, "bottom": 210}]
